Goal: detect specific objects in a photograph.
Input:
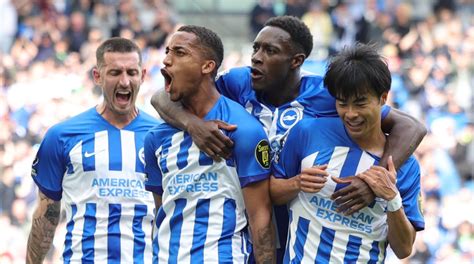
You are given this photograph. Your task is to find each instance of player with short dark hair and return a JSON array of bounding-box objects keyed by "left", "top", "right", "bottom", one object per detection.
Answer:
[
  {"left": 272, "top": 43, "right": 424, "bottom": 262},
  {"left": 144, "top": 25, "right": 275, "bottom": 263},
  {"left": 26, "top": 37, "right": 160, "bottom": 263}
]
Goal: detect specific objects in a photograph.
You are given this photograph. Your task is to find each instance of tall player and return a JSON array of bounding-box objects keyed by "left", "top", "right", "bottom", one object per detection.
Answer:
[
  {"left": 26, "top": 38, "right": 159, "bottom": 263},
  {"left": 271, "top": 43, "right": 424, "bottom": 263},
  {"left": 151, "top": 16, "right": 426, "bottom": 262},
  {"left": 144, "top": 25, "right": 275, "bottom": 263}
]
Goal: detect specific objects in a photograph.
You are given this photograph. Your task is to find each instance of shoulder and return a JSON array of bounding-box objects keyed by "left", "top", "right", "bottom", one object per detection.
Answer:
[
  {"left": 216, "top": 66, "right": 251, "bottom": 81},
  {"left": 45, "top": 108, "right": 97, "bottom": 139},
  {"left": 294, "top": 117, "right": 341, "bottom": 133},
  {"left": 397, "top": 156, "right": 421, "bottom": 180}
]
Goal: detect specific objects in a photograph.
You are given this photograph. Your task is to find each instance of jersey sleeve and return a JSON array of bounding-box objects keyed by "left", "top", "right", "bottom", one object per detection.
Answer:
[
  {"left": 144, "top": 130, "right": 164, "bottom": 195},
  {"left": 215, "top": 67, "right": 252, "bottom": 104},
  {"left": 272, "top": 121, "right": 304, "bottom": 179},
  {"left": 31, "top": 125, "right": 67, "bottom": 201},
  {"left": 381, "top": 105, "right": 391, "bottom": 120},
  {"left": 397, "top": 157, "right": 425, "bottom": 231},
  {"left": 231, "top": 118, "right": 271, "bottom": 188}
]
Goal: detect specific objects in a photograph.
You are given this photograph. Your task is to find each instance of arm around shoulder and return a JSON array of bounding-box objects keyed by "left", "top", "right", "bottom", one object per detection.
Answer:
[{"left": 380, "top": 108, "right": 427, "bottom": 169}]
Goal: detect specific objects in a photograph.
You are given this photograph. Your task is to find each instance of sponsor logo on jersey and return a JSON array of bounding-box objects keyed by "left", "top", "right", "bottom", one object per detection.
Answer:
[
  {"left": 279, "top": 107, "right": 302, "bottom": 129},
  {"left": 139, "top": 147, "right": 145, "bottom": 165},
  {"left": 255, "top": 140, "right": 270, "bottom": 169}
]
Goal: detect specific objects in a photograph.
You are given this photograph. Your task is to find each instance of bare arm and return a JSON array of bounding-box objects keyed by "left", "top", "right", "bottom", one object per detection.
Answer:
[
  {"left": 380, "top": 108, "right": 427, "bottom": 169},
  {"left": 331, "top": 108, "right": 426, "bottom": 214},
  {"left": 26, "top": 191, "right": 61, "bottom": 264},
  {"left": 152, "top": 193, "right": 162, "bottom": 211},
  {"left": 357, "top": 157, "right": 416, "bottom": 258},
  {"left": 270, "top": 165, "right": 328, "bottom": 205},
  {"left": 151, "top": 90, "right": 236, "bottom": 160},
  {"left": 242, "top": 179, "right": 275, "bottom": 264}
]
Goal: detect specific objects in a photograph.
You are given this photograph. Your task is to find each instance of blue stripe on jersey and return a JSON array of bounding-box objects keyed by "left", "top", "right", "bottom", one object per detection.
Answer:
[
  {"left": 190, "top": 199, "right": 210, "bottom": 263},
  {"left": 63, "top": 204, "right": 77, "bottom": 263},
  {"left": 82, "top": 136, "right": 95, "bottom": 172},
  {"left": 335, "top": 149, "right": 362, "bottom": 192},
  {"left": 315, "top": 149, "right": 332, "bottom": 167},
  {"left": 315, "top": 226, "right": 335, "bottom": 263},
  {"left": 218, "top": 199, "right": 237, "bottom": 263},
  {"left": 177, "top": 135, "right": 192, "bottom": 169},
  {"left": 154, "top": 208, "right": 167, "bottom": 264},
  {"left": 344, "top": 235, "right": 362, "bottom": 263},
  {"left": 107, "top": 204, "right": 121, "bottom": 263},
  {"left": 368, "top": 241, "right": 381, "bottom": 264},
  {"left": 108, "top": 130, "right": 122, "bottom": 171},
  {"left": 82, "top": 203, "right": 97, "bottom": 262},
  {"left": 133, "top": 204, "right": 148, "bottom": 263},
  {"left": 169, "top": 199, "right": 187, "bottom": 264},
  {"left": 199, "top": 151, "right": 213, "bottom": 166},
  {"left": 283, "top": 210, "right": 293, "bottom": 264},
  {"left": 159, "top": 138, "right": 172, "bottom": 173},
  {"left": 291, "top": 217, "right": 309, "bottom": 263},
  {"left": 240, "top": 230, "right": 250, "bottom": 263}
]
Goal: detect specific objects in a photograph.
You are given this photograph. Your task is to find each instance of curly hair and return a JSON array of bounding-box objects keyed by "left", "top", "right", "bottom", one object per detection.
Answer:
[
  {"left": 264, "top": 16, "right": 313, "bottom": 58},
  {"left": 178, "top": 25, "right": 224, "bottom": 76}
]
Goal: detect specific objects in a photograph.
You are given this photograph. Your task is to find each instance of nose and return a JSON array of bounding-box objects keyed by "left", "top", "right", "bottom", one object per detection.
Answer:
[
  {"left": 345, "top": 106, "right": 358, "bottom": 119},
  {"left": 163, "top": 53, "right": 172, "bottom": 67},
  {"left": 119, "top": 72, "right": 130, "bottom": 87},
  {"left": 251, "top": 48, "right": 262, "bottom": 65}
]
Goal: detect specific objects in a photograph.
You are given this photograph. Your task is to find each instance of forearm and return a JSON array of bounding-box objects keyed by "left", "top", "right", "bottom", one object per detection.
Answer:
[
  {"left": 269, "top": 176, "right": 300, "bottom": 205},
  {"left": 250, "top": 214, "right": 275, "bottom": 264},
  {"left": 381, "top": 109, "right": 427, "bottom": 169},
  {"left": 151, "top": 89, "right": 195, "bottom": 131},
  {"left": 26, "top": 193, "right": 61, "bottom": 264},
  {"left": 387, "top": 209, "right": 416, "bottom": 259}
]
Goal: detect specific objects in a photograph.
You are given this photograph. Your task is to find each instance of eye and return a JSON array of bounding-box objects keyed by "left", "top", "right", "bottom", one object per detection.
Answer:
[
  {"left": 266, "top": 47, "right": 276, "bottom": 55},
  {"left": 252, "top": 44, "right": 259, "bottom": 54}
]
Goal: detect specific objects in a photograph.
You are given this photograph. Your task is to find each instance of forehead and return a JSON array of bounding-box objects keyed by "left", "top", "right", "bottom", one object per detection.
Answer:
[
  {"left": 102, "top": 52, "right": 140, "bottom": 68},
  {"left": 167, "top": 31, "right": 199, "bottom": 49},
  {"left": 254, "top": 26, "right": 292, "bottom": 47}
]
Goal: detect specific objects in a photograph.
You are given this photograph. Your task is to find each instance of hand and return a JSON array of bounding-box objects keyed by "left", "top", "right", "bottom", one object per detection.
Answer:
[
  {"left": 331, "top": 176, "right": 375, "bottom": 215},
  {"left": 298, "top": 165, "right": 328, "bottom": 193},
  {"left": 357, "top": 156, "right": 398, "bottom": 200},
  {"left": 187, "top": 118, "right": 236, "bottom": 161}
]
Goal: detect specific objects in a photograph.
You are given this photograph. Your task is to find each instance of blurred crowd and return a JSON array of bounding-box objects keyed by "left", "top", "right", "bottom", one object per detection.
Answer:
[{"left": 0, "top": 0, "right": 472, "bottom": 263}]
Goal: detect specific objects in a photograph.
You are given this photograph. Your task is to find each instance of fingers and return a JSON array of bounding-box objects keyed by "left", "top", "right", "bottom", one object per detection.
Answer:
[
  {"left": 341, "top": 203, "right": 365, "bottom": 215},
  {"left": 331, "top": 175, "right": 355, "bottom": 185},
  {"left": 215, "top": 120, "right": 237, "bottom": 132},
  {"left": 299, "top": 173, "right": 327, "bottom": 193}
]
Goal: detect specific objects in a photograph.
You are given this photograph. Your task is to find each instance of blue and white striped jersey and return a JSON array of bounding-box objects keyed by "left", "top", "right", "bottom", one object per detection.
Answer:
[
  {"left": 273, "top": 117, "right": 425, "bottom": 264},
  {"left": 215, "top": 66, "right": 392, "bottom": 253},
  {"left": 144, "top": 96, "right": 271, "bottom": 264},
  {"left": 31, "top": 107, "right": 160, "bottom": 263}
]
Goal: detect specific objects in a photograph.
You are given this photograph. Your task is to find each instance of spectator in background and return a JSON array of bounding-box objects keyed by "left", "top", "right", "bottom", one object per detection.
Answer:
[{"left": 249, "top": 0, "right": 275, "bottom": 40}]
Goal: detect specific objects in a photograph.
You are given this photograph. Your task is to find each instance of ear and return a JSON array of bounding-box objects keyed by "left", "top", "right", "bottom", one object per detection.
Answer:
[
  {"left": 290, "top": 53, "right": 306, "bottom": 70},
  {"left": 202, "top": 60, "right": 216, "bottom": 75},
  {"left": 92, "top": 67, "right": 101, "bottom": 85},
  {"left": 380, "top": 92, "right": 388, "bottom": 105},
  {"left": 140, "top": 68, "right": 147, "bottom": 83}
]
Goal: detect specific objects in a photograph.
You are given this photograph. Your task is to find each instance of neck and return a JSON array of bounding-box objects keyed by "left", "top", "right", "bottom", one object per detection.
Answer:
[
  {"left": 96, "top": 104, "right": 138, "bottom": 129},
  {"left": 262, "top": 69, "right": 301, "bottom": 106},
  {"left": 353, "top": 128, "right": 386, "bottom": 157},
  {"left": 182, "top": 81, "right": 220, "bottom": 118}
]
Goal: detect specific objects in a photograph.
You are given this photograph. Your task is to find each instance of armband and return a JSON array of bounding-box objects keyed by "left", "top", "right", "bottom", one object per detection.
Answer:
[{"left": 387, "top": 192, "right": 402, "bottom": 212}]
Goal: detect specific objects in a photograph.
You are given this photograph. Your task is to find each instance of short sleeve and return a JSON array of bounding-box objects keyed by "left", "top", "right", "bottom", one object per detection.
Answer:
[
  {"left": 231, "top": 119, "right": 271, "bottom": 188},
  {"left": 272, "top": 122, "right": 304, "bottom": 179},
  {"left": 31, "top": 126, "right": 67, "bottom": 201},
  {"left": 397, "top": 157, "right": 425, "bottom": 231},
  {"left": 215, "top": 67, "right": 252, "bottom": 105},
  {"left": 144, "top": 131, "right": 164, "bottom": 195},
  {"left": 381, "top": 105, "right": 391, "bottom": 120}
]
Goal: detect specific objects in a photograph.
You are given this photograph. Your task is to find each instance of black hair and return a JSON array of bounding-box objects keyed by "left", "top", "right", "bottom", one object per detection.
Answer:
[
  {"left": 177, "top": 25, "right": 224, "bottom": 76},
  {"left": 264, "top": 15, "right": 313, "bottom": 58},
  {"left": 96, "top": 37, "right": 142, "bottom": 68},
  {"left": 324, "top": 43, "right": 391, "bottom": 100}
]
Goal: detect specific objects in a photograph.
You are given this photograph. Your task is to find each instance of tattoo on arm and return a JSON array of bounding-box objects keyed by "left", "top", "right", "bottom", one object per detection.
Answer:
[
  {"left": 253, "top": 225, "right": 275, "bottom": 264},
  {"left": 26, "top": 192, "right": 61, "bottom": 264}
]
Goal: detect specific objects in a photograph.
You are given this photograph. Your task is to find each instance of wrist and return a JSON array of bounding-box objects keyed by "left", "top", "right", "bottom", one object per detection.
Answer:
[{"left": 386, "top": 192, "right": 402, "bottom": 212}]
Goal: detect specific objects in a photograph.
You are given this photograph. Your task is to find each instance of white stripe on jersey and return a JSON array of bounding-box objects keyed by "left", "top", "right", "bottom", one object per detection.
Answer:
[
  {"left": 95, "top": 130, "right": 109, "bottom": 172},
  {"left": 121, "top": 130, "right": 136, "bottom": 173}
]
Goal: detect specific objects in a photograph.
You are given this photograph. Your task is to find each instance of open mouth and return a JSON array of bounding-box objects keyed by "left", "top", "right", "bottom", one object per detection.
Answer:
[
  {"left": 161, "top": 68, "right": 173, "bottom": 92},
  {"left": 115, "top": 90, "right": 132, "bottom": 105},
  {"left": 250, "top": 67, "right": 264, "bottom": 80}
]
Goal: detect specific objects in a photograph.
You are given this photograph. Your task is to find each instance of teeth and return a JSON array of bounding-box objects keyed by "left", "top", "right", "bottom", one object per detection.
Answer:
[{"left": 117, "top": 91, "right": 130, "bottom": 95}]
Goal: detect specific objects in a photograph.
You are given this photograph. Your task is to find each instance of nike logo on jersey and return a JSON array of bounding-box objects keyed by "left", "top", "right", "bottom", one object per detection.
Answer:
[{"left": 84, "top": 149, "right": 105, "bottom": 158}]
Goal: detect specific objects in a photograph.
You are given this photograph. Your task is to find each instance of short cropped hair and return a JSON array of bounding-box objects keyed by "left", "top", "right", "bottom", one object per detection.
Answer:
[
  {"left": 264, "top": 16, "right": 313, "bottom": 58},
  {"left": 96, "top": 37, "right": 142, "bottom": 68},
  {"left": 324, "top": 43, "right": 391, "bottom": 100},
  {"left": 177, "top": 25, "right": 224, "bottom": 76}
]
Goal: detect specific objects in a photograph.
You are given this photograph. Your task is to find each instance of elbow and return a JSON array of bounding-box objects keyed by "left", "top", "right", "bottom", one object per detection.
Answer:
[{"left": 393, "top": 246, "right": 413, "bottom": 259}]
